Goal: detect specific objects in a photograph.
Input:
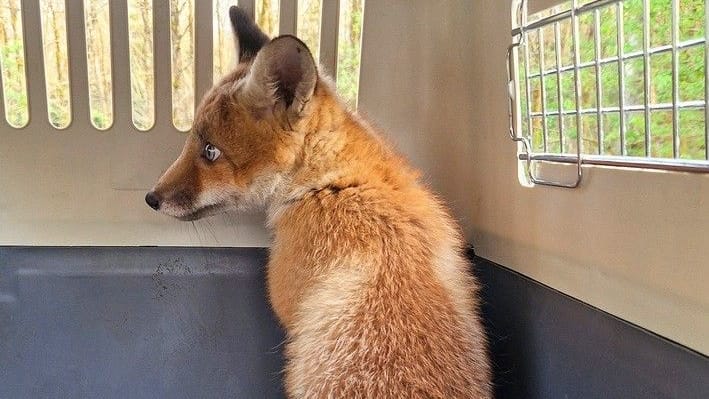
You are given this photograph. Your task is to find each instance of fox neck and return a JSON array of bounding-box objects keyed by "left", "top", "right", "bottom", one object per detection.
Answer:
[
  {"left": 265, "top": 85, "right": 419, "bottom": 229},
  {"left": 265, "top": 81, "right": 397, "bottom": 226}
]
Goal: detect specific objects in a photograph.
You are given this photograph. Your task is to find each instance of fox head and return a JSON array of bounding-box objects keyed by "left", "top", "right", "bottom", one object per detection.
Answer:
[{"left": 145, "top": 6, "right": 320, "bottom": 221}]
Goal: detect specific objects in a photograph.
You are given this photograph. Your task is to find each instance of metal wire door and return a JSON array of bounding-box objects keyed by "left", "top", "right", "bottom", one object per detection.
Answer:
[{"left": 508, "top": 0, "right": 709, "bottom": 189}]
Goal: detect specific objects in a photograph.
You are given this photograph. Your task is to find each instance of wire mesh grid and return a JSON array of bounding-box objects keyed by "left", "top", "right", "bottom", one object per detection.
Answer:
[{"left": 508, "top": 0, "right": 709, "bottom": 188}]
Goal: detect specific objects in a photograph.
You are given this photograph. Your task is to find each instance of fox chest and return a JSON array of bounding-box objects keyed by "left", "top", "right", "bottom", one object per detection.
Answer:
[{"left": 266, "top": 257, "right": 312, "bottom": 329}]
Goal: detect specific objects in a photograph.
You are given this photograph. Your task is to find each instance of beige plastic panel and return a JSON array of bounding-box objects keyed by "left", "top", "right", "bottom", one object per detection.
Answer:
[
  {"left": 357, "top": 1, "right": 707, "bottom": 355},
  {"left": 0, "top": 0, "right": 267, "bottom": 247},
  {"left": 0, "top": 0, "right": 350, "bottom": 247}
]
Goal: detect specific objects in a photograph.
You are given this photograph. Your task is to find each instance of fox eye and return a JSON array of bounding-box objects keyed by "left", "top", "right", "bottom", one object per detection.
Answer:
[{"left": 203, "top": 143, "right": 221, "bottom": 162}]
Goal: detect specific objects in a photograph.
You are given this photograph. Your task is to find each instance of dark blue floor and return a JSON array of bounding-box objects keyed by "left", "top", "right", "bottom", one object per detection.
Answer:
[
  {"left": 476, "top": 255, "right": 709, "bottom": 399},
  {"left": 0, "top": 247, "right": 706, "bottom": 398},
  {"left": 0, "top": 247, "right": 285, "bottom": 399}
]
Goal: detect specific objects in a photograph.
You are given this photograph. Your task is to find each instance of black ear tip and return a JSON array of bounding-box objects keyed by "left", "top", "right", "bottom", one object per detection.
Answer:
[
  {"left": 228, "top": 5, "right": 269, "bottom": 62},
  {"left": 229, "top": 6, "right": 248, "bottom": 25}
]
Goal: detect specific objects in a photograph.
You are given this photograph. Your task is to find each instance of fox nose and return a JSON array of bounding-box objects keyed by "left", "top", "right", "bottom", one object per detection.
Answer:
[{"left": 145, "top": 191, "right": 161, "bottom": 210}]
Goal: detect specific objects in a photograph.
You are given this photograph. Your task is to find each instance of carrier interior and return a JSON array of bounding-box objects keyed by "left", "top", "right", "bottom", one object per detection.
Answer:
[{"left": 0, "top": 1, "right": 707, "bottom": 398}]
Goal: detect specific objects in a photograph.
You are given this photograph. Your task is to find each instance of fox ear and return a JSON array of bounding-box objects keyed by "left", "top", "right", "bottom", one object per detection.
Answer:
[
  {"left": 241, "top": 35, "right": 317, "bottom": 121},
  {"left": 229, "top": 6, "right": 269, "bottom": 63}
]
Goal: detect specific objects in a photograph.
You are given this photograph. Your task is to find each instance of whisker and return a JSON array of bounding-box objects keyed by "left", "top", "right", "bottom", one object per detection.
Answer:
[
  {"left": 225, "top": 211, "right": 240, "bottom": 236},
  {"left": 191, "top": 220, "right": 202, "bottom": 245},
  {"left": 204, "top": 218, "right": 219, "bottom": 243}
]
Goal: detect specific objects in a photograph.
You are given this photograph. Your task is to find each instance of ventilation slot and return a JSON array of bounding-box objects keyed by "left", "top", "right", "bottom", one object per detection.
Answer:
[
  {"left": 39, "top": 0, "right": 71, "bottom": 129},
  {"left": 213, "top": 0, "right": 236, "bottom": 83},
  {"left": 128, "top": 0, "right": 155, "bottom": 131},
  {"left": 84, "top": 0, "right": 113, "bottom": 130},
  {"left": 170, "top": 0, "right": 195, "bottom": 132},
  {"left": 336, "top": 0, "right": 364, "bottom": 108},
  {"left": 255, "top": 0, "right": 281, "bottom": 38},
  {"left": 0, "top": 0, "right": 29, "bottom": 128},
  {"left": 297, "top": 0, "right": 323, "bottom": 61}
]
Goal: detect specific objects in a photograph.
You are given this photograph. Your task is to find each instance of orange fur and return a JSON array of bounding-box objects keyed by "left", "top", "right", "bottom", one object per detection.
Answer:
[
  {"left": 268, "top": 83, "right": 491, "bottom": 398},
  {"left": 148, "top": 13, "right": 491, "bottom": 397}
]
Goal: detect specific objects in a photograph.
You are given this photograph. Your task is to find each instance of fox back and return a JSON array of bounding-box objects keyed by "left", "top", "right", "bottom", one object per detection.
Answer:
[{"left": 146, "top": 7, "right": 491, "bottom": 398}]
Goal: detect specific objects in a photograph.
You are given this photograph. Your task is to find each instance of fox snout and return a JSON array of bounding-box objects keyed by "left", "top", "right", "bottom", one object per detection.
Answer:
[
  {"left": 145, "top": 159, "right": 192, "bottom": 214},
  {"left": 144, "top": 186, "right": 200, "bottom": 221},
  {"left": 144, "top": 146, "right": 207, "bottom": 220},
  {"left": 144, "top": 191, "right": 161, "bottom": 210}
]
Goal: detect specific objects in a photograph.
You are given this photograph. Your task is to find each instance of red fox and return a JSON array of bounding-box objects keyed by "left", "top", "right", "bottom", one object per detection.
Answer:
[{"left": 146, "top": 6, "right": 491, "bottom": 398}]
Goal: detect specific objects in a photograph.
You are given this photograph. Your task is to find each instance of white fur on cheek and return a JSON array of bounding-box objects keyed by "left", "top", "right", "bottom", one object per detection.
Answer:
[
  {"left": 239, "top": 173, "right": 286, "bottom": 212},
  {"left": 158, "top": 172, "right": 288, "bottom": 220},
  {"left": 266, "top": 171, "right": 343, "bottom": 227},
  {"left": 196, "top": 187, "right": 234, "bottom": 209},
  {"left": 158, "top": 202, "right": 190, "bottom": 218},
  {"left": 158, "top": 188, "right": 237, "bottom": 219}
]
